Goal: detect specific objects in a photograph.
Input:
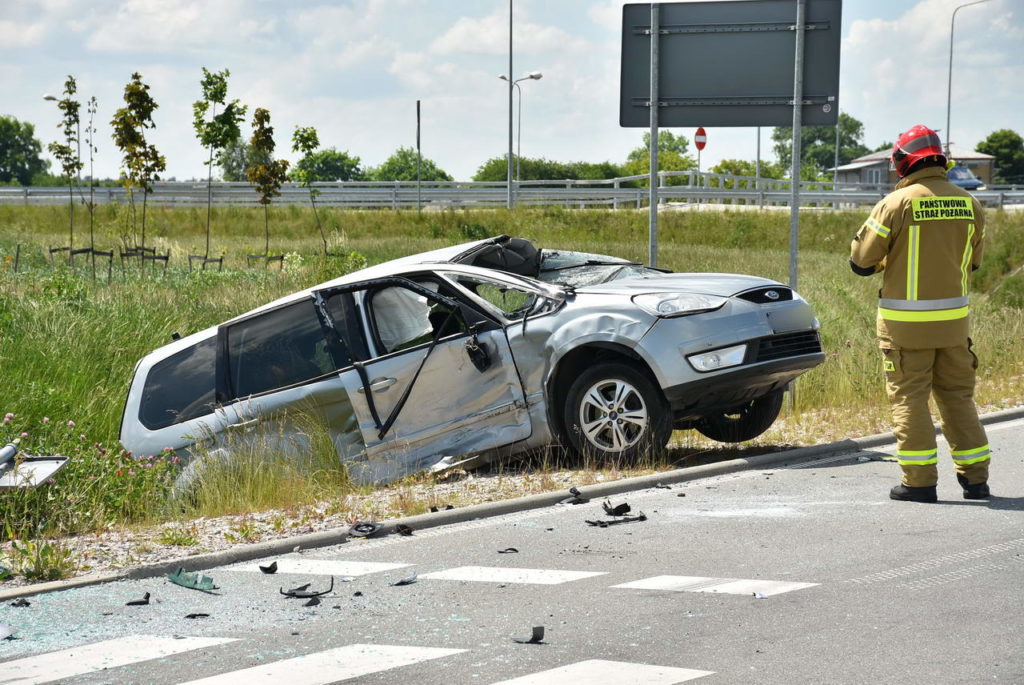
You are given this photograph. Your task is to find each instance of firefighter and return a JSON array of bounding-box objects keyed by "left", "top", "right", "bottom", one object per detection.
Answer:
[{"left": 849, "top": 124, "right": 990, "bottom": 503}]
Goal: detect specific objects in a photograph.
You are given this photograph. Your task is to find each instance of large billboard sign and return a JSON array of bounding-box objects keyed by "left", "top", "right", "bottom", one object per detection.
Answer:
[{"left": 620, "top": 0, "right": 842, "bottom": 128}]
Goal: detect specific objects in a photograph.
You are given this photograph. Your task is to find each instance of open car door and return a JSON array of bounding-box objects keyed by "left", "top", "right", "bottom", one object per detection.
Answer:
[{"left": 314, "top": 277, "right": 532, "bottom": 484}]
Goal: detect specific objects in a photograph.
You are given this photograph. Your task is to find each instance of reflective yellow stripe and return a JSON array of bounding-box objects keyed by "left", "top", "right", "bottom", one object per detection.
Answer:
[
  {"left": 960, "top": 223, "right": 974, "bottom": 296},
  {"left": 953, "top": 453, "right": 991, "bottom": 465},
  {"left": 866, "top": 216, "right": 890, "bottom": 238},
  {"left": 951, "top": 444, "right": 989, "bottom": 457},
  {"left": 879, "top": 305, "right": 969, "bottom": 322},
  {"left": 906, "top": 225, "right": 920, "bottom": 300},
  {"left": 952, "top": 444, "right": 990, "bottom": 465},
  {"left": 898, "top": 458, "right": 939, "bottom": 466},
  {"left": 897, "top": 448, "right": 938, "bottom": 466}
]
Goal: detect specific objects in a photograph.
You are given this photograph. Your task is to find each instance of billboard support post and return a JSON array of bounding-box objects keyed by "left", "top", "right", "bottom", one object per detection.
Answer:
[
  {"left": 648, "top": 3, "right": 660, "bottom": 269},
  {"left": 788, "top": 0, "right": 806, "bottom": 293}
]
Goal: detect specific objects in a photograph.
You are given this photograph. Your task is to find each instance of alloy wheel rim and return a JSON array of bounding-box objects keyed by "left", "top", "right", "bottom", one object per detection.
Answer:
[{"left": 578, "top": 378, "right": 649, "bottom": 452}]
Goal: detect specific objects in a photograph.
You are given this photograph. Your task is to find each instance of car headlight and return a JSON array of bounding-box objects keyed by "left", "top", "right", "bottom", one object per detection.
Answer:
[
  {"left": 687, "top": 344, "right": 747, "bottom": 372},
  {"left": 632, "top": 292, "right": 727, "bottom": 318}
]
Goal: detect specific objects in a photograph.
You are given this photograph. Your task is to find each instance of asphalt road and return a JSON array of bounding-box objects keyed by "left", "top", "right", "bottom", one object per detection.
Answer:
[{"left": 1, "top": 418, "right": 1023, "bottom": 684}]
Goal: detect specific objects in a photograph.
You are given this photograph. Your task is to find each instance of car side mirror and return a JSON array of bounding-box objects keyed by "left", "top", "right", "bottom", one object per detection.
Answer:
[{"left": 464, "top": 324, "right": 493, "bottom": 373}]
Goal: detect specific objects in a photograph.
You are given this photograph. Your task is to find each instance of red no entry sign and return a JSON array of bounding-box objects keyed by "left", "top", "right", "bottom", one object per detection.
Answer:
[{"left": 694, "top": 127, "right": 707, "bottom": 151}]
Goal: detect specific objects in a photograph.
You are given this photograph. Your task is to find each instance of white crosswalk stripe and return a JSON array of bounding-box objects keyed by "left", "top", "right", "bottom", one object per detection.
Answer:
[
  {"left": 177, "top": 643, "right": 465, "bottom": 684},
  {"left": 419, "top": 565, "right": 607, "bottom": 585},
  {"left": 0, "top": 635, "right": 236, "bottom": 685},
  {"left": 489, "top": 659, "right": 714, "bottom": 684},
  {"left": 222, "top": 558, "right": 411, "bottom": 576},
  {"left": 612, "top": 575, "right": 818, "bottom": 596}
]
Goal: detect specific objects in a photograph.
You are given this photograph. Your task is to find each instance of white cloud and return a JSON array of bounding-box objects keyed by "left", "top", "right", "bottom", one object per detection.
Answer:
[
  {"left": 431, "top": 8, "right": 587, "bottom": 56},
  {"left": 0, "top": 20, "right": 47, "bottom": 47},
  {"left": 83, "top": 0, "right": 274, "bottom": 54}
]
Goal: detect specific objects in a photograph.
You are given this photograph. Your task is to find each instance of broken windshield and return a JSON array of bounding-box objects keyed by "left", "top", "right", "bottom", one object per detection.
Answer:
[{"left": 537, "top": 250, "right": 662, "bottom": 288}]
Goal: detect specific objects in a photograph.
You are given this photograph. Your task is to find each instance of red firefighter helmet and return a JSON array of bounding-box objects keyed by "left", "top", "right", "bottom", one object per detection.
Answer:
[{"left": 891, "top": 125, "right": 946, "bottom": 178}]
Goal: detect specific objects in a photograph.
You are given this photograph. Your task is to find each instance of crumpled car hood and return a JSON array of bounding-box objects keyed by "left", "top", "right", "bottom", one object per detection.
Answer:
[{"left": 574, "top": 272, "right": 781, "bottom": 297}]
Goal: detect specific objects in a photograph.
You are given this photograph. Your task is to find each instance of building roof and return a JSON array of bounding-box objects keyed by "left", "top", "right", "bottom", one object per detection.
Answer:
[
  {"left": 849, "top": 144, "right": 994, "bottom": 165},
  {"left": 831, "top": 160, "right": 881, "bottom": 172}
]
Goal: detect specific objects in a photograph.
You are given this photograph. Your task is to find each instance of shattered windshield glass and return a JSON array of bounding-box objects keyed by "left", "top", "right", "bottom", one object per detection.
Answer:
[{"left": 537, "top": 250, "right": 664, "bottom": 287}]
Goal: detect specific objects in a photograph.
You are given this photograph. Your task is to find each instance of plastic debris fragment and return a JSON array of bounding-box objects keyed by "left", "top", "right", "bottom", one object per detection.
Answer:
[
  {"left": 498, "top": 548, "right": 519, "bottom": 554},
  {"left": 559, "top": 486, "right": 590, "bottom": 505},
  {"left": 304, "top": 596, "right": 321, "bottom": 607},
  {"left": 603, "top": 500, "right": 631, "bottom": 516},
  {"left": 390, "top": 572, "right": 418, "bottom": 587},
  {"left": 10, "top": 598, "right": 30, "bottom": 608},
  {"left": 125, "top": 592, "right": 151, "bottom": 606},
  {"left": 167, "top": 567, "right": 218, "bottom": 592},
  {"left": 259, "top": 561, "right": 278, "bottom": 574},
  {"left": 513, "top": 626, "right": 545, "bottom": 644},
  {"left": 396, "top": 524, "right": 414, "bottom": 536},
  {"left": 349, "top": 521, "right": 383, "bottom": 538},
  {"left": 185, "top": 613, "right": 210, "bottom": 619},
  {"left": 654, "top": 482, "right": 672, "bottom": 489},
  {"left": 753, "top": 592, "right": 768, "bottom": 599},
  {"left": 429, "top": 504, "right": 456, "bottom": 512},
  {"left": 586, "top": 513, "right": 647, "bottom": 527},
  {"left": 281, "top": 577, "right": 334, "bottom": 598}
]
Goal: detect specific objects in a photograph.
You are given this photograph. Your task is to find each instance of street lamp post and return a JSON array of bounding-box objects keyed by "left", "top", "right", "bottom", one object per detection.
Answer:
[
  {"left": 499, "top": 72, "right": 542, "bottom": 188},
  {"left": 945, "top": 0, "right": 989, "bottom": 155}
]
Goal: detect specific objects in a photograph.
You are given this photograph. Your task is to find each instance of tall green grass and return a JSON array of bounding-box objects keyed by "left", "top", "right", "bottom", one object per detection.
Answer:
[{"left": 1, "top": 204, "right": 1022, "bottom": 548}]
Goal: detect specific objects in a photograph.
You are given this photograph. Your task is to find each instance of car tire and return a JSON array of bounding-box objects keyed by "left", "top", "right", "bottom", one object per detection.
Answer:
[
  {"left": 563, "top": 362, "right": 672, "bottom": 462},
  {"left": 695, "top": 390, "right": 784, "bottom": 443}
]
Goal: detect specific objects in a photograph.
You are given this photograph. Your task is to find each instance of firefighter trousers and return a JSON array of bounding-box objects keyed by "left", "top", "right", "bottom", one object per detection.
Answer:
[{"left": 882, "top": 342, "right": 990, "bottom": 488}]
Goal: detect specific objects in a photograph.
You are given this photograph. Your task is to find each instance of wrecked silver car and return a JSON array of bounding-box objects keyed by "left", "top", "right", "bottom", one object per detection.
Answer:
[{"left": 120, "top": 235, "right": 824, "bottom": 486}]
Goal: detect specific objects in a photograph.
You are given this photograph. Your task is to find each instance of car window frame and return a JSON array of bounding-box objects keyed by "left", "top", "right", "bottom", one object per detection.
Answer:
[
  {"left": 437, "top": 269, "right": 561, "bottom": 324},
  {"left": 315, "top": 275, "right": 500, "bottom": 363}
]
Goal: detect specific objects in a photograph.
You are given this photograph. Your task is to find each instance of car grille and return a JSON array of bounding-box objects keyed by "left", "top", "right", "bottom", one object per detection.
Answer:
[
  {"left": 754, "top": 331, "right": 822, "bottom": 362},
  {"left": 738, "top": 287, "right": 793, "bottom": 304}
]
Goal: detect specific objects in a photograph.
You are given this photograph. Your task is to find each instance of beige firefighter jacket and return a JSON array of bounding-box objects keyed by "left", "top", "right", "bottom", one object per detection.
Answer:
[{"left": 850, "top": 166, "right": 985, "bottom": 349}]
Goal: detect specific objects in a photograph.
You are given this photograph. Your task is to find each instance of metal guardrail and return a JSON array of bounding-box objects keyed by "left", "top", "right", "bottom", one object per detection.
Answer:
[{"left": 3, "top": 173, "right": 1021, "bottom": 210}]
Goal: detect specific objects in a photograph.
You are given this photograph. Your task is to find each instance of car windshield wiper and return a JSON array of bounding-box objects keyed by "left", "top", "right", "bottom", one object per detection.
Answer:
[{"left": 541, "top": 260, "right": 641, "bottom": 272}]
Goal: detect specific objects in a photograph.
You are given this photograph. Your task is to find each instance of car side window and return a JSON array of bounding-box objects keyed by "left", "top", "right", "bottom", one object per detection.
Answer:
[
  {"left": 322, "top": 291, "right": 369, "bottom": 364},
  {"left": 448, "top": 274, "right": 545, "bottom": 321},
  {"left": 368, "top": 284, "right": 468, "bottom": 355},
  {"left": 224, "top": 300, "right": 342, "bottom": 399},
  {"left": 140, "top": 336, "right": 217, "bottom": 430}
]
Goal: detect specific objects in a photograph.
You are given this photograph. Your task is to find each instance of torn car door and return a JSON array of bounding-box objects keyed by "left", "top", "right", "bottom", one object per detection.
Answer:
[{"left": 314, "top": 277, "right": 532, "bottom": 484}]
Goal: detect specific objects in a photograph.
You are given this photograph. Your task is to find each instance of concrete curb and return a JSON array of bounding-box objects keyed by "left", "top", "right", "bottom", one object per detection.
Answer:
[{"left": 3, "top": 405, "right": 1021, "bottom": 601}]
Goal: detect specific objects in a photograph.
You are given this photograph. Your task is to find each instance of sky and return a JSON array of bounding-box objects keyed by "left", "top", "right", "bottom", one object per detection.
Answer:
[{"left": 2, "top": 0, "right": 1021, "bottom": 182}]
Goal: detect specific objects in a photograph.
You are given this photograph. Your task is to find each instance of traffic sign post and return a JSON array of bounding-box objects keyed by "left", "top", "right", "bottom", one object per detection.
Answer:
[{"left": 695, "top": 126, "right": 707, "bottom": 176}]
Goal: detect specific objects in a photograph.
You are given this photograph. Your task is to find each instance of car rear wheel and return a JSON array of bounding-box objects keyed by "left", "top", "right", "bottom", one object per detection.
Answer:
[
  {"left": 695, "top": 390, "right": 784, "bottom": 443},
  {"left": 563, "top": 362, "right": 671, "bottom": 462}
]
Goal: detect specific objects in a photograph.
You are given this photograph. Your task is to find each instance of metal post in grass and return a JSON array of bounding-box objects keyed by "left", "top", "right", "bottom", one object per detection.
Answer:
[
  {"left": 506, "top": 0, "right": 514, "bottom": 210},
  {"left": 416, "top": 99, "right": 422, "bottom": 213},
  {"left": 647, "top": 2, "right": 659, "bottom": 269}
]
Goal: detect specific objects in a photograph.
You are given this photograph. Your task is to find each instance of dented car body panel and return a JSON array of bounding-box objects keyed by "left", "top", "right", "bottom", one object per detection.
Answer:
[{"left": 120, "top": 235, "right": 825, "bottom": 486}]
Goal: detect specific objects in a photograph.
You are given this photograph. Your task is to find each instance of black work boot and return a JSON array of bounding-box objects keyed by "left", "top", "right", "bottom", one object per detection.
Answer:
[
  {"left": 957, "top": 474, "right": 991, "bottom": 500},
  {"left": 889, "top": 484, "right": 938, "bottom": 503}
]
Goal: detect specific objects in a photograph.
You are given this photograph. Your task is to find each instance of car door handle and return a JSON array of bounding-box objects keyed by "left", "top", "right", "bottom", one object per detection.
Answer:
[
  {"left": 225, "top": 417, "right": 261, "bottom": 431},
  {"left": 357, "top": 377, "right": 397, "bottom": 394}
]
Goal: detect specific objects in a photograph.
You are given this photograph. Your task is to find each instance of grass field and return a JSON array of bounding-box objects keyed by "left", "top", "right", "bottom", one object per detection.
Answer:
[{"left": 1, "top": 202, "right": 1022, "bottom": 575}]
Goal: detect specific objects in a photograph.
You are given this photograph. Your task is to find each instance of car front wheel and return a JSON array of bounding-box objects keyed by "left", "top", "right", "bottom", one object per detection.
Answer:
[
  {"left": 563, "top": 362, "right": 671, "bottom": 462},
  {"left": 695, "top": 390, "right": 784, "bottom": 443}
]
